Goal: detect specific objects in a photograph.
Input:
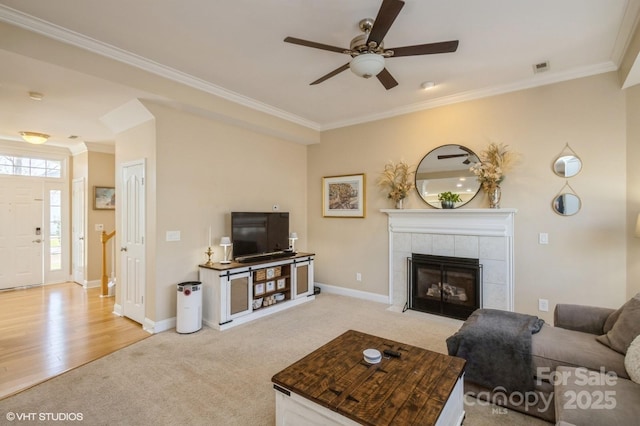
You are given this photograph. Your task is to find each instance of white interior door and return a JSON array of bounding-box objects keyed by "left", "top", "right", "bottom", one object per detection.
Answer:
[
  {"left": 72, "top": 178, "right": 86, "bottom": 285},
  {"left": 121, "top": 160, "right": 146, "bottom": 325},
  {"left": 0, "top": 179, "right": 43, "bottom": 289}
]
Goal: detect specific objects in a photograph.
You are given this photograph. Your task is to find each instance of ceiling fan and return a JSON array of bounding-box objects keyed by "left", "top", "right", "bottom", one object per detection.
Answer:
[
  {"left": 437, "top": 146, "right": 475, "bottom": 164},
  {"left": 284, "top": 0, "right": 459, "bottom": 90}
]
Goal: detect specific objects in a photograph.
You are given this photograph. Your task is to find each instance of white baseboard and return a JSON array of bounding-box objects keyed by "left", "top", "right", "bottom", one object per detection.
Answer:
[
  {"left": 148, "top": 317, "right": 176, "bottom": 334},
  {"left": 83, "top": 279, "right": 100, "bottom": 289},
  {"left": 112, "top": 304, "right": 154, "bottom": 334},
  {"left": 113, "top": 303, "right": 123, "bottom": 316},
  {"left": 314, "top": 282, "right": 390, "bottom": 304}
]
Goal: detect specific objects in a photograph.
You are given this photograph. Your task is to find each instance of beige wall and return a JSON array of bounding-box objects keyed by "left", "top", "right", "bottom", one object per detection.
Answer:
[
  {"left": 114, "top": 116, "right": 157, "bottom": 319},
  {"left": 309, "top": 72, "right": 628, "bottom": 322},
  {"left": 627, "top": 84, "right": 640, "bottom": 298},
  {"left": 112, "top": 101, "right": 308, "bottom": 323},
  {"left": 71, "top": 150, "right": 115, "bottom": 283},
  {"left": 87, "top": 152, "right": 115, "bottom": 281}
]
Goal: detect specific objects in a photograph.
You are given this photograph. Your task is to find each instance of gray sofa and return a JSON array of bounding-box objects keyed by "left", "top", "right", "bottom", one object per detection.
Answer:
[{"left": 462, "top": 302, "right": 640, "bottom": 424}]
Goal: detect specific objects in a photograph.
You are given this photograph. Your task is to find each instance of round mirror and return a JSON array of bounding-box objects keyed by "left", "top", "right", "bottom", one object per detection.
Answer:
[
  {"left": 415, "top": 144, "right": 481, "bottom": 208},
  {"left": 553, "top": 155, "right": 582, "bottom": 178},
  {"left": 552, "top": 193, "right": 581, "bottom": 216}
]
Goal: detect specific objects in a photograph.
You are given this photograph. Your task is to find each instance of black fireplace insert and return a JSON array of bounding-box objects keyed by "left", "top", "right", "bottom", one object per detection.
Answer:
[{"left": 408, "top": 253, "right": 481, "bottom": 320}]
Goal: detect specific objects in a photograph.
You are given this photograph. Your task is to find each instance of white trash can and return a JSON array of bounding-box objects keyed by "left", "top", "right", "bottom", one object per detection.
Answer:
[{"left": 176, "top": 281, "right": 202, "bottom": 333}]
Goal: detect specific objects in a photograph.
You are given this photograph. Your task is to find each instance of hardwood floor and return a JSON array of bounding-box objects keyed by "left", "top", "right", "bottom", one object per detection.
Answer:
[{"left": 0, "top": 282, "right": 150, "bottom": 400}]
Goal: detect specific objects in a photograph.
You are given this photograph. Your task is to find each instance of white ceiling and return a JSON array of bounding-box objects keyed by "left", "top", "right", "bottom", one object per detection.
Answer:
[{"left": 0, "top": 0, "right": 639, "bottom": 149}]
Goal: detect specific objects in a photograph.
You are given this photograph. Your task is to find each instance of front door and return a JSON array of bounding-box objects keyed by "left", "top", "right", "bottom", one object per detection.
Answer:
[
  {"left": 121, "top": 160, "right": 146, "bottom": 325},
  {"left": 0, "top": 179, "right": 43, "bottom": 289}
]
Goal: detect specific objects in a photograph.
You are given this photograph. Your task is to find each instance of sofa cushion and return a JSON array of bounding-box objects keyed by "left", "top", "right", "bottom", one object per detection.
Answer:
[
  {"left": 596, "top": 295, "right": 640, "bottom": 354},
  {"left": 554, "top": 366, "right": 640, "bottom": 426},
  {"left": 625, "top": 335, "right": 640, "bottom": 384},
  {"left": 532, "top": 324, "right": 627, "bottom": 380},
  {"left": 603, "top": 292, "right": 640, "bottom": 333},
  {"left": 602, "top": 305, "right": 623, "bottom": 333}
]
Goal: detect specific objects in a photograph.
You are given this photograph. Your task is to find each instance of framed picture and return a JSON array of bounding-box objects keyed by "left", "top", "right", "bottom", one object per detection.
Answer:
[
  {"left": 266, "top": 281, "right": 275, "bottom": 292},
  {"left": 276, "top": 278, "right": 286, "bottom": 290},
  {"left": 322, "top": 174, "right": 366, "bottom": 218},
  {"left": 94, "top": 186, "right": 116, "bottom": 210},
  {"left": 254, "top": 283, "right": 265, "bottom": 296}
]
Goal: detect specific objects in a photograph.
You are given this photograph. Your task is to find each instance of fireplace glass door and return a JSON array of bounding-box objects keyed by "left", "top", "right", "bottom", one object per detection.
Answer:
[{"left": 410, "top": 254, "right": 480, "bottom": 320}]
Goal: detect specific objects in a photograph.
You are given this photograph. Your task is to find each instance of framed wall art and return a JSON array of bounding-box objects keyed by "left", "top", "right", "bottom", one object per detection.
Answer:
[
  {"left": 266, "top": 281, "right": 275, "bottom": 292},
  {"left": 322, "top": 174, "right": 366, "bottom": 218},
  {"left": 94, "top": 186, "right": 115, "bottom": 210}
]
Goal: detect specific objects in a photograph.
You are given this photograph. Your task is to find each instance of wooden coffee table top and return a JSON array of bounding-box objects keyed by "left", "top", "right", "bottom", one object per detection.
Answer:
[{"left": 272, "top": 329, "right": 466, "bottom": 426}]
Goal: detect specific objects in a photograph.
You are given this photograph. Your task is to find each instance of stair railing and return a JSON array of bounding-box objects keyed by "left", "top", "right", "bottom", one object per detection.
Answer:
[{"left": 100, "top": 230, "right": 116, "bottom": 297}]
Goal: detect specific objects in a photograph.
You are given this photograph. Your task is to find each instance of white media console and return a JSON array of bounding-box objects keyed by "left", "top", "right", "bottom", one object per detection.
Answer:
[{"left": 198, "top": 253, "right": 315, "bottom": 330}]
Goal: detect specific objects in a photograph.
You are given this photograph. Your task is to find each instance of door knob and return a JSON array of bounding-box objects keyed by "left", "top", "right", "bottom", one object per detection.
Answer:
[{"left": 120, "top": 247, "right": 128, "bottom": 252}]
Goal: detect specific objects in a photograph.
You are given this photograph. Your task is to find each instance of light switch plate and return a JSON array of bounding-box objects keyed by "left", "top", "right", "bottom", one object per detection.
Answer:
[
  {"left": 166, "top": 231, "right": 180, "bottom": 241},
  {"left": 539, "top": 298, "right": 549, "bottom": 312},
  {"left": 539, "top": 233, "right": 549, "bottom": 244}
]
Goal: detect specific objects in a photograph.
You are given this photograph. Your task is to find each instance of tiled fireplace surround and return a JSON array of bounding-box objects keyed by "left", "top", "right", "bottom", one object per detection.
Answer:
[{"left": 382, "top": 209, "right": 516, "bottom": 314}]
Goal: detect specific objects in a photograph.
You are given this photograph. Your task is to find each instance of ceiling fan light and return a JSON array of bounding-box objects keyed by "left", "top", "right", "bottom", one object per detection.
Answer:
[
  {"left": 19, "top": 131, "right": 49, "bottom": 144},
  {"left": 350, "top": 54, "right": 385, "bottom": 79}
]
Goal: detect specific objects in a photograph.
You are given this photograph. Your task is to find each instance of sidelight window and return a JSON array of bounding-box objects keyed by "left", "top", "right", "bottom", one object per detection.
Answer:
[{"left": 49, "top": 190, "right": 62, "bottom": 271}]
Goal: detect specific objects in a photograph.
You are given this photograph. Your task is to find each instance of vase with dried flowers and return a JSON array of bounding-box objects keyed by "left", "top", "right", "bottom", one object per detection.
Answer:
[
  {"left": 469, "top": 142, "right": 518, "bottom": 208},
  {"left": 377, "top": 161, "right": 415, "bottom": 209}
]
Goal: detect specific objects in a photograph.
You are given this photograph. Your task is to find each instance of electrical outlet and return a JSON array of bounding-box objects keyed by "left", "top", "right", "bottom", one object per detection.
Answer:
[
  {"left": 538, "top": 298, "right": 549, "bottom": 312},
  {"left": 356, "top": 272, "right": 362, "bottom": 282}
]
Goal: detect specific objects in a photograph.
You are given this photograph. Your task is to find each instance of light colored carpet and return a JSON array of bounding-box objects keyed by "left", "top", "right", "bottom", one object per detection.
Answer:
[{"left": 0, "top": 294, "right": 550, "bottom": 425}]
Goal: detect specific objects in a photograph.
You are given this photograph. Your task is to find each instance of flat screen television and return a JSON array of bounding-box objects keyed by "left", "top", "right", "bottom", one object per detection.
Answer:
[{"left": 231, "top": 212, "right": 289, "bottom": 260}]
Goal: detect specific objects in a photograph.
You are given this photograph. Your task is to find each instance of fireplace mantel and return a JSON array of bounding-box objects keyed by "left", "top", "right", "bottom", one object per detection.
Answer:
[{"left": 382, "top": 208, "right": 517, "bottom": 313}]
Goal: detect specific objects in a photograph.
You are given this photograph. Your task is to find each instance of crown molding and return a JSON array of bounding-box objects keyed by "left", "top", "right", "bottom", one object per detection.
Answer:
[
  {"left": 0, "top": 4, "right": 631, "bottom": 135},
  {"left": 0, "top": 5, "right": 321, "bottom": 132},
  {"left": 321, "top": 62, "right": 618, "bottom": 131},
  {"left": 0, "top": 137, "right": 71, "bottom": 157},
  {"left": 610, "top": 0, "right": 640, "bottom": 66}
]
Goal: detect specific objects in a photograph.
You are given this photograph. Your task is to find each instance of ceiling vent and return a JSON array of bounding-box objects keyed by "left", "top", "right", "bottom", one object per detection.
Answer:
[{"left": 533, "top": 61, "right": 550, "bottom": 74}]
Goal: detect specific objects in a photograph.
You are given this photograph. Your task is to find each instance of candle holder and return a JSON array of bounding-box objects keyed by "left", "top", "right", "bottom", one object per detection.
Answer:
[{"left": 204, "top": 246, "right": 214, "bottom": 267}]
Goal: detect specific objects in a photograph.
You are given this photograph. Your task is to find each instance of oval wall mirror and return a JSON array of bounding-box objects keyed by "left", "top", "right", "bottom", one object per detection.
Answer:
[
  {"left": 552, "top": 193, "right": 581, "bottom": 216},
  {"left": 553, "top": 155, "right": 582, "bottom": 178},
  {"left": 415, "top": 144, "right": 481, "bottom": 208}
]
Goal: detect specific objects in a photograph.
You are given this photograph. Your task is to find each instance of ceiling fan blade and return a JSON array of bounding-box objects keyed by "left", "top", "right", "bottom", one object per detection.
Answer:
[
  {"left": 388, "top": 40, "right": 459, "bottom": 57},
  {"left": 437, "top": 154, "right": 468, "bottom": 159},
  {"left": 367, "top": 0, "right": 405, "bottom": 46},
  {"left": 284, "top": 37, "right": 347, "bottom": 54},
  {"left": 376, "top": 68, "right": 398, "bottom": 90},
  {"left": 310, "top": 63, "right": 350, "bottom": 85}
]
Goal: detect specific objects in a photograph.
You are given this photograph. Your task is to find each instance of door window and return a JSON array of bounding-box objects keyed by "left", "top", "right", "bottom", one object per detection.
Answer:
[{"left": 49, "top": 189, "right": 62, "bottom": 271}]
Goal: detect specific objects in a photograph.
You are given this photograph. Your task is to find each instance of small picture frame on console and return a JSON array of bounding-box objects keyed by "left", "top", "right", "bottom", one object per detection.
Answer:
[
  {"left": 322, "top": 173, "right": 366, "bottom": 218},
  {"left": 266, "top": 281, "right": 275, "bottom": 292},
  {"left": 254, "top": 283, "right": 265, "bottom": 296}
]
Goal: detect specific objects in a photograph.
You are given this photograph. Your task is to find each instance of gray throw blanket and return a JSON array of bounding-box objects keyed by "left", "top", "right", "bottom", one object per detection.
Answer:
[{"left": 446, "top": 309, "right": 545, "bottom": 393}]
